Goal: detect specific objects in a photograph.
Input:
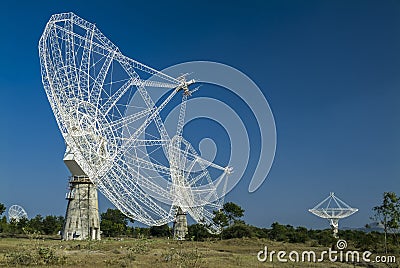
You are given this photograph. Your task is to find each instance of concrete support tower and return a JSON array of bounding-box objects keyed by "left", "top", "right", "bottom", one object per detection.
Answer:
[
  {"left": 173, "top": 207, "right": 188, "bottom": 240},
  {"left": 62, "top": 147, "right": 101, "bottom": 240}
]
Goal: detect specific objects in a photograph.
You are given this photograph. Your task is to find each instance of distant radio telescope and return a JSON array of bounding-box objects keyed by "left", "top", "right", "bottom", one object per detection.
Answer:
[
  {"left": 309, "top": 192, "right": 358, "bottom": 238},
  {"left": 8, "top": 205, "right": 28, "bottom": 222}
]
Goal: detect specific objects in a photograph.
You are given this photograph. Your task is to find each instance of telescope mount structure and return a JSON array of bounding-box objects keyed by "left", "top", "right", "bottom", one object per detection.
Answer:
[
  {"left": 38, "top": 12, "right": 231, "bottom": 239},
  {"left": 309, "top": 192, "right": 358, "bottom": 238},
  {"left": 63, "top": 147, "right": 101, "bottom": 240}
]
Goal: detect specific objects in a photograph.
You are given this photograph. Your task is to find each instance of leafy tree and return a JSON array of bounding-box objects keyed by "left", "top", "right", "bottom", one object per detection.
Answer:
[
  {"left": 7, "top": 217, "right": 28, "bottom": 234},
  {"left": 372, "top": 192, "right": 400, "bottom": 253},
  {"left": 42, "top": 216, "right": 64, "bottom": 235},
  {"left": 0, "top": 213, "right": 65, "bottom": 236},
  {"left": 132, "top": 227, "right": 150, "bottom": 238},
  {"left": 269, "top": 222, "right": 289, "bottom": 241},
  {"left": 316, "top": 229, "right": 336, "bottom": 247},
  {"left": 150, "top": 224, "right": 170, "bottom": 237},
  {"left": 0, "top": 203, "right": 5, "bottom": 216},
  {"left": 8, "top": 218, "right": 18, "bottom": 234},
  {"left": 28, "top": 215, "right": 44, "bottom": 234},
  {"left": 223, "top": 222, "right": 253, "bottom": 239},
  {"left": 223, "top": 202, "right": 244, "bottom": 226},
  {"left": 187, "top": 223, "right": 210, "bottom": 241},
  {"left": 249, "top": 226, "right": 269, "bottom": 239},
  {"left": 16, "top": 217, "right": 29, "bottom": 234},
  {"left": 289, "top": 226, "right": 308, "bottom": 243},
  {"left": 212, "top": 202, "right": 245, "bottom": 239},
  {"left": 344, "top": 231, "right": 379, "bottom": 252},
  {"left": 0, "top": 201, "right": 7, "bottom": 233},
  {"left": 212, "top": 210, "right": 228, "bottom": 239},
  {"left": 0, "top": 216, "right": 8, "bottom": 233},
  {"left": 100, "top": 208, "right": 130, "bottom": 237}
]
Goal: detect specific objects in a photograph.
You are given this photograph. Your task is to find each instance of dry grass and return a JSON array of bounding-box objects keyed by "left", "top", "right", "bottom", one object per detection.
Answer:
[{"left": 0, "top": 237, "right": 398, "bottom": 267}]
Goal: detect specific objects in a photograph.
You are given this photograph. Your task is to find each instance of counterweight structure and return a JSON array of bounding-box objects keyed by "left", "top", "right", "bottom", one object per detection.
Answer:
[
  {"left": 38, "top": 12, "right": 231, "bottom": 234},
  {"left": 309, "top": 192, "right": 358, "bottom": 238}
]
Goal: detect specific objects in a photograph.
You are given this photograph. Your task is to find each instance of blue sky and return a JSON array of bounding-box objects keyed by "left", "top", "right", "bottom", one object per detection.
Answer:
[{"left": 0, "top": 0, "right": 399, "bottom": 230}]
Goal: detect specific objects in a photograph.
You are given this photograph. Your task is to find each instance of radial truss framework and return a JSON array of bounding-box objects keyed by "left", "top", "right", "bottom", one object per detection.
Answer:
[
  {"left": 39, "top": 12, "right": 231, "bottom": 232},
  {"left": 309, "top": 192, "right": 358, "bottom": 237},
  {"left": 8, "top": 205, "right": 28, "bottom": 222}
]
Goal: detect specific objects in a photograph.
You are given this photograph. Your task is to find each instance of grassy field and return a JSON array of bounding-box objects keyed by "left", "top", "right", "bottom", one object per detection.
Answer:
[{"left": 0, "top": 237, "right": 398, "bottom": 267}]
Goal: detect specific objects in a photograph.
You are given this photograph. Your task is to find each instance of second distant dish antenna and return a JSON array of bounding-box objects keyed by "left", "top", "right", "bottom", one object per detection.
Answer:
[
  {"left": 309, "top": 192, "right": 358, "bottom": 238},
  {"left": 8, "top": 205, "right": 28, "bottom": 222}
]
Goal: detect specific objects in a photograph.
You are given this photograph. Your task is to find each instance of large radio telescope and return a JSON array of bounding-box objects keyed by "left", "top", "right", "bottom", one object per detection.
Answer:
[
  {"left": 8, "top": 205, "right": 28, "bottom": 222},
  {"left": 38, "top": 12, "right": 231, "bottom": 233},
  {"left": 309, "top": 192, "right": 358, "bottom": 237}
]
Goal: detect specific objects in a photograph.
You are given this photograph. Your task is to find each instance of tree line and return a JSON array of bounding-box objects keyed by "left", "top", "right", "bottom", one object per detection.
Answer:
[
  {"left": 0, "top": 192, "right": 398, "bottom": 253},
  {"left": 0, "top": 214, "right": 64, "bottom": 236}
]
